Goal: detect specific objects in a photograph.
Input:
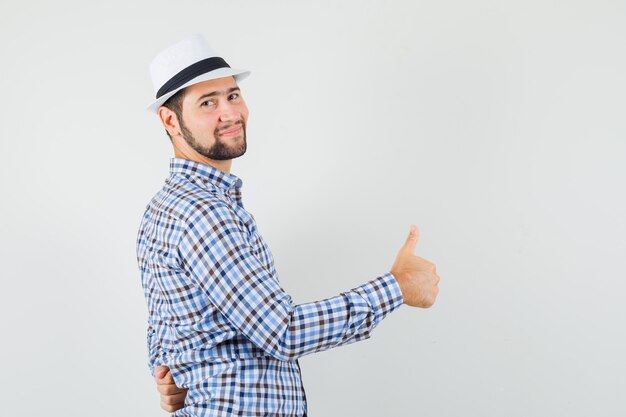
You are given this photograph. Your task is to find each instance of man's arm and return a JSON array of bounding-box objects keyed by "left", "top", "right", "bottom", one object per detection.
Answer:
[
  {"left": 159, "top": 223, "right": 439, "bottom": 412},
  {"left": 177, "top": 202, "right": 404, "bottom": 362}
]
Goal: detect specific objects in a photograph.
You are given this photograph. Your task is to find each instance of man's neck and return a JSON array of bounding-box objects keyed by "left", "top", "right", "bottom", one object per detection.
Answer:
[{"left": 173, "top": 147, "right": 232, "bottom": 174}]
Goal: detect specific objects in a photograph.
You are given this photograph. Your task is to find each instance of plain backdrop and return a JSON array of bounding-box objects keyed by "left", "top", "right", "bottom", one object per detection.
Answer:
[{"left": 0, "top": 1, "right": 624, "bottom": 416}]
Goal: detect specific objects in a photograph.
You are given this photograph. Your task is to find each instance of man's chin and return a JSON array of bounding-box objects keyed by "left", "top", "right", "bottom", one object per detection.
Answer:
[
  {"left": 209, "top": 145, "right": 247, "bottom": 161},
  {"left": 218, "top": 133, "right": 244, "bottom": 142}
]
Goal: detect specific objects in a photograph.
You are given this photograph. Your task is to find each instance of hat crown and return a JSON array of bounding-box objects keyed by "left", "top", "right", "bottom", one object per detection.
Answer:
[
  {"left": 149, "top": 34, "right": 221, "bottom": 94},
  {"left": 146, "top": 34, "right": 250, "bottom": 114}
]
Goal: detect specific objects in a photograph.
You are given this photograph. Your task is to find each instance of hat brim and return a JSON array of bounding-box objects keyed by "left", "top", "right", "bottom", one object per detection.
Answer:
[{"left": 146, "top": 67, "right": 250, "bottom": 114}]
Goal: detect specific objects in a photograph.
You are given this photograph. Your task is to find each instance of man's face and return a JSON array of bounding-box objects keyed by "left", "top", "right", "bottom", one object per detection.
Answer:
[{"left": 175, "top": 76, "right": 249, "bottom": 160}]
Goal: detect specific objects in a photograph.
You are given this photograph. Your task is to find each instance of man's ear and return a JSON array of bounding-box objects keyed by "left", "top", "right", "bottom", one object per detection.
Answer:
[{"left": 158, "top": 106, "right": 179, "bottom": 138}]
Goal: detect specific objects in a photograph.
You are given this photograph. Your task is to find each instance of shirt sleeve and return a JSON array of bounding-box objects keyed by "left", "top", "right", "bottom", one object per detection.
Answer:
[{"left": 177, "top": 201, "right": 404, "bottom": 362}]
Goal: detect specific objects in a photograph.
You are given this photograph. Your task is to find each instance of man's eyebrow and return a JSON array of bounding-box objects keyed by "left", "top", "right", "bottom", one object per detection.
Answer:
[{"left": 196, "top": 87, "right": 241, "bottom": 103}]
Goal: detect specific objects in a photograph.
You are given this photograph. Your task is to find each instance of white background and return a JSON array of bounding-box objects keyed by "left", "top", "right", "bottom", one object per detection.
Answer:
[{"left": 1, "top": 1, "right": 624, "bottom": 416}]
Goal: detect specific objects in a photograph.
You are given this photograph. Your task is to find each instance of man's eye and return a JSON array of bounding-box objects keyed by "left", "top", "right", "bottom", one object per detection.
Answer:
[
  {"left": 201, "top": 100, "right": 215, "bottom": 108},
  {"left": 229, "top": 93, "right": 239, "bottom": 100}
]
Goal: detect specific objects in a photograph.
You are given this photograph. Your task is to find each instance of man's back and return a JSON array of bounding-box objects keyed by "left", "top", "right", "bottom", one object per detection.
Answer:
[
  {"left": 137, "top": 158, "right": 309, "bottom": 415},
  {"left": 137, "top": 158, "right": 403, "bottom": 416}
]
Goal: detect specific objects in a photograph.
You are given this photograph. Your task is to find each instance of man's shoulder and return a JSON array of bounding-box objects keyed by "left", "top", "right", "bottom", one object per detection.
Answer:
[{"left": 150, "top": 175, "right": 234, "bottom": 227}]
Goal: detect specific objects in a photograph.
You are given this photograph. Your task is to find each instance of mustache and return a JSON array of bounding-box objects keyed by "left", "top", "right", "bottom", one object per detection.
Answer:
[{"left": 216, "top": 120, "right": 245, "bottom": 136}]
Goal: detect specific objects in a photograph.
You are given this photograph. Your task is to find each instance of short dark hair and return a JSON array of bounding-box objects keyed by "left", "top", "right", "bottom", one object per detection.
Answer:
[{"left": 161, "top": 88, "right": 187, "bottom": 141}]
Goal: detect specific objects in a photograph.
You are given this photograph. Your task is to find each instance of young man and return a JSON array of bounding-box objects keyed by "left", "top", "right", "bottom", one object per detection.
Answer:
[{"left": 137, "top": 34, "right": 440, "bottom": 416}]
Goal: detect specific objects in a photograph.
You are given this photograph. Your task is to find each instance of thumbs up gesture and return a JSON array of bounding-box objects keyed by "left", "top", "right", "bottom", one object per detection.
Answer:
[{"left": 390, "top": 225, "right": 440, "bottom": 308}]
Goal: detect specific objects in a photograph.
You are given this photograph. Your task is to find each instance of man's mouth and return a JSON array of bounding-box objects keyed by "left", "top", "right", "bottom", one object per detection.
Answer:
[{"left": 218, "top": 123, "right": 243, "bottom": 137}]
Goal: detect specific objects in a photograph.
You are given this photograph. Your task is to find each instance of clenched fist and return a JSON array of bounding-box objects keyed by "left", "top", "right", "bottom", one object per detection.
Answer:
[
  {"left": 390, "top": 225, "right": 440, "bottom": 308},
  {"left": 155, "top": 365, "right": 187, "bottom": 413}
]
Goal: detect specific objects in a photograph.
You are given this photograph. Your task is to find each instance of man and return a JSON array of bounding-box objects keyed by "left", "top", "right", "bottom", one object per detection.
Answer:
[{"left": 137, "top": 34, "right": 440, "bottom": 416}]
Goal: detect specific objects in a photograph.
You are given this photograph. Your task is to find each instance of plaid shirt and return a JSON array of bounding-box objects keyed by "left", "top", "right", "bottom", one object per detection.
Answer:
[{"left": 136, "top": 158, "right": 404, "bottom": 416}]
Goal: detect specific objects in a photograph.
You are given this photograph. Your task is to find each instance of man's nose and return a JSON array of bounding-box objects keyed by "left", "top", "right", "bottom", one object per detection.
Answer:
[{"left": 218, "top": 102, "right": 238, "bottom": 123}]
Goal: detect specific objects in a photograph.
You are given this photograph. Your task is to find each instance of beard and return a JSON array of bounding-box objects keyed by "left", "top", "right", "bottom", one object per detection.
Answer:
[{"left": 179, "top": 116, "right": 247, "bottom": 161}]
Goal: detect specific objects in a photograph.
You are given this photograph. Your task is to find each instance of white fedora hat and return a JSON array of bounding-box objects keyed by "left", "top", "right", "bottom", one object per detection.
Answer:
[{"left": 147, "top": 34, "right": 250, "bottom": 114}]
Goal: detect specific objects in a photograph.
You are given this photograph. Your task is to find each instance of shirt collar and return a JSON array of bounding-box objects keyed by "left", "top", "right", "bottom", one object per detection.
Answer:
[{"left": 169, "top": 157, "right": 243, "bottom": 191}]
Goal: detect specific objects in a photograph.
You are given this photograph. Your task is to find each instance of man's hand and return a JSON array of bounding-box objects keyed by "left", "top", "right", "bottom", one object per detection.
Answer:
[
  {"left": 155, "top": 365, "right": 187, "bottom": 413},
  {"left": 390, "top": 225, "right": 440, "bottom": 308}
]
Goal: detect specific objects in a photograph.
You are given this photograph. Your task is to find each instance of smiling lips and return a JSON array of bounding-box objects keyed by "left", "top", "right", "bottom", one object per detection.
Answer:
[{"left": 219, "top": 124, "right": 243, "bottom": 138}]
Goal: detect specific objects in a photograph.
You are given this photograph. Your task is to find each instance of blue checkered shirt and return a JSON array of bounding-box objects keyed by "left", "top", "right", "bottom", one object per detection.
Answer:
[{"left": 136, "top": 158, "right": 404, "bottom": 416}]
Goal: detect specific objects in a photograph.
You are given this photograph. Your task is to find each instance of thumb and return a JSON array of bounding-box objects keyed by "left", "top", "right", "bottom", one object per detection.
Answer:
[
  {"left": 155, "top": 366, "right": 174, "bottom": 384},
  {"left": 155, "top": 366, "right": 167, "bottom": 378},
  {"left": 402, "top": 224, "right": 420, "bottom": 254}
]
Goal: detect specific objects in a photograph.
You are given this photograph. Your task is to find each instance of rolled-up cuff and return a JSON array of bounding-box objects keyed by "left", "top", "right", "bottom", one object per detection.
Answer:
[{"left": 352, "top": 272, "right": 404, "bottom": 325}]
